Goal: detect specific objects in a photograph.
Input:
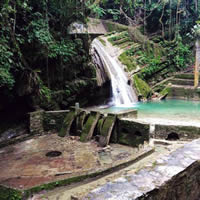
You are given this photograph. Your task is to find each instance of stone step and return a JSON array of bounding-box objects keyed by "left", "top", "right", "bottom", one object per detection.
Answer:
[
  {"left": 168, "top": 78, "right": 194, "bottom": 86},
  {"left": 166, "top": 85, "right": 200, "bottom": 101},
  {"left": 174, "top": 73, "right": 195, "bottom": 80}
]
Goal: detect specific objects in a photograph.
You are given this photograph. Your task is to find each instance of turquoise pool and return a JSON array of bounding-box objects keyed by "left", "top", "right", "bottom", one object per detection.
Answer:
[{"left": 103, "top": 99, "right": 200, "bottom": 124}]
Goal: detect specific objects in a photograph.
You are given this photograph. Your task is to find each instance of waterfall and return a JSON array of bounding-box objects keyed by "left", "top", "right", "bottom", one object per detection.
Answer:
[{"left": 92, "top": 39, "right": 137, "bottom": 106}]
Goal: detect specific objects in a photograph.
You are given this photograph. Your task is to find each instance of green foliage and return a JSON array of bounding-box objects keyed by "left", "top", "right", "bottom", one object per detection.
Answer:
[
  {"left": 160, "top": 87, "right": 171, "bottom": 96},
  {"left": 108, "top": 31, "right": 129, "bottom": 43},
  {"left": 39, "top": 81, "right": 52, "bottom": 102},
  {"left": 0, "top": 186, "right": 22, "bottom": 200},
  {"left": 139, "top": 35, "right": 192, "bottom": 81},
  {"left": 0, "top": 39, "right": 15, "bottom": 89},
  {"left": 119, "top": 52, "right": 137, "bottom": 71},
  {"left": 89, "top": 4, "right": 106, "bottom": 18},
  {"left": 0, "top": 0, "right": 97, "bottom": 110}
]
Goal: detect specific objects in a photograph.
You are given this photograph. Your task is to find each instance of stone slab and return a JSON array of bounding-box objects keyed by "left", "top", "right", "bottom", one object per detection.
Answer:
[
  {"left": 80, "top": 111, "right": 101, "bottom": 142},
  {"left": 99, "top": 114, "right": 117, "bottom": 147},
  {"left": 59, "top": 109, "right": 76, "bottom": 137}
]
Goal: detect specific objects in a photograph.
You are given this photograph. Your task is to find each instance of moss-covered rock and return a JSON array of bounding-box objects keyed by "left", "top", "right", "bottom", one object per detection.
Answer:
[
  {"left": 80, "top": 111, "right": 101, "bottom": 142},
  {"left": 102, "top": 20, "right": 128, "bottom": 32},
  {"left": 99, "top": 114, "right": 117, "bottom": 147},
  {"left": 160, "top": 86, "right": 172, "bottom": 97},
  {"left": 133, "top": 75, "right": 152, "bottom": 99}
]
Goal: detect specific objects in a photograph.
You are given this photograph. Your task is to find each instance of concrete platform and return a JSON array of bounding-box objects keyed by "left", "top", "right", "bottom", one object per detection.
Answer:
[{"left": 0, "top": 134, "right": 153, "bottom": 197}]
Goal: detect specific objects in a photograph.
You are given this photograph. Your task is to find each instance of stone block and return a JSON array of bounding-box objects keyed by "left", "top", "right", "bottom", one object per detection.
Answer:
[{"left": 118, "top": 119, "right": 149, "bottom": 147}]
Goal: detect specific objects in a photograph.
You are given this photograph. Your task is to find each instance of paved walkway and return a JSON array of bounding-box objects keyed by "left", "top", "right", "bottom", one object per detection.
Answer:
[{"left": 81, "top": 139, "right": 200, "bottom": 200}]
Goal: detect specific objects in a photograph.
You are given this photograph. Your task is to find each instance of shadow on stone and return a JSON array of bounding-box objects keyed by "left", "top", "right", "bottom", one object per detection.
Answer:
[
  {"left": 166, "top": 132, "right": 180, "bottom": 141},
  {"left": 45, "top": 151, "right": 62, "bottom": 157}
]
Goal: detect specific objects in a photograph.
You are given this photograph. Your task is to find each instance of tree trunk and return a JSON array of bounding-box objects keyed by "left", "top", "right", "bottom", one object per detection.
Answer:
[{"left": 194, "top": 39, "right": 200, "bottom": 88}]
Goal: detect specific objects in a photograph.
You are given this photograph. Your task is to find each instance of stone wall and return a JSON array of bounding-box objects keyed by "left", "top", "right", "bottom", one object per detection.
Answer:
[
  {"left": 117, "top": 119, "right": 149, "bottom": 147},
  {"left": 29, "top": 110, "right": 44, "bottom": 135},
  {"left": 29, "top": 110, "right": 69, "bottom": 135},
  {"left": 154, "top": 124, "right": 200, "bottom": 140},
  {"left": 166, "top": 86, "right": 200, "bottom": 100},
  {"left": 43, "top": 110, "right": 69, "bottom": 132},
  {"left": 138, "top": 161, "right": 200, "bottom": 200}
]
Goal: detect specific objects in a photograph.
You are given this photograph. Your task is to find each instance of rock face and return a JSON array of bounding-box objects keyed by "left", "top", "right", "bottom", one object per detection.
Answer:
[{"left": 43, "top": 110, "right": 70, "bottom": 132}]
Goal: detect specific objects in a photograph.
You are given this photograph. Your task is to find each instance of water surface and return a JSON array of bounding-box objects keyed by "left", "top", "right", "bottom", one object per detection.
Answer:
[{"left": 103, "top": 99, "right": 200, "bottom": 125}]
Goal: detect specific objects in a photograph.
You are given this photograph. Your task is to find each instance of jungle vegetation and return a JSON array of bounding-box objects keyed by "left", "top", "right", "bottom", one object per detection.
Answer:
[{"left": 0, "top": 0, "right": 199, "bottom": 113}]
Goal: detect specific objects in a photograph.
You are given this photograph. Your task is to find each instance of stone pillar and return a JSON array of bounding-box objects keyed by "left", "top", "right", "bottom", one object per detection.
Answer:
[
  {"left": 29, "top": 110, "right": 44, "bottom": 135},
  {"left": 194, "top": 39, "right": 200, "bottom": 88}
]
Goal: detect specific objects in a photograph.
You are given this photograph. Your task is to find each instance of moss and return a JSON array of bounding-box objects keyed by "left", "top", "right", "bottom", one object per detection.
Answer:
[
  {"left": 0, "top": 186, "right": 22, "bottom": 200},
  {"left": 174, "top": 73, "right": 195, "bottom": 79},
  {"left": 96, "top": 117, "right": 105, "bottom": 135},
  {"left": 59, "top": 110, "right": 76, "bottom": 137},
  {"left": 99, "top": 38, "right": 106, "bottom": 46},
  {"left": 80, "top": 112, "right": 98, "bottom": 142},
  {"left": 24, "top": 172, "right": 101, "bottom": 198},
  {"left": 133, "top": 75, "right": 152, "bottom": 99},
  {"left": 100, "top": 115, "right": 116, "bottom": 137},
  {"left": 160, "top": 87, "right": 171, "bottom": 96},
  {"left": 105, "top": 31, "right": 116, "bottom": 36},
  {"left": 153, "top": 83, "right": 166, "bottom": 93},
  {"left": 111, "top": 38, "right": 131, "bottom": 46},
  {"left": 118, "top": 42, "right": 134, "bottom": 49},
  {"left": 119, "top": 52, "right": 137, "bottom": 71},
  {"left": 103, "top": 21, "right": 128, "bottom": 32}
]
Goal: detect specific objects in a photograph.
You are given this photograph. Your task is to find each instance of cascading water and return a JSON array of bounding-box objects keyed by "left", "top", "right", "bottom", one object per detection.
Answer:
[{"left": 92, "top": 39, "right": 137, "bottom": 106}]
